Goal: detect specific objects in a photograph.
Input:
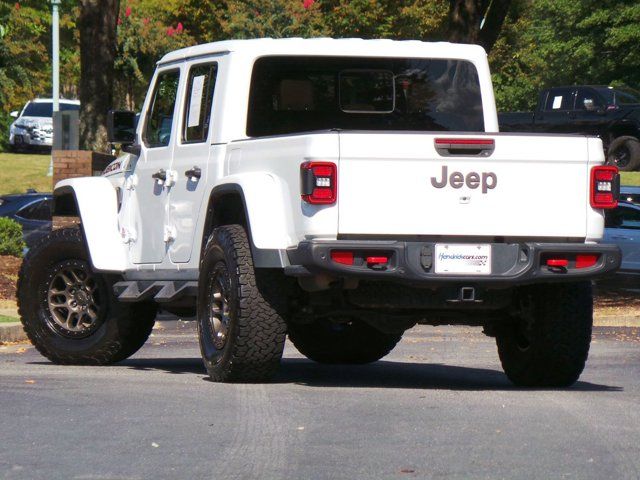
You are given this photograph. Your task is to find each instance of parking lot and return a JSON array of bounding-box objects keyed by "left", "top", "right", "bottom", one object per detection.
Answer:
[{"left": 2, "top": 321, "right": 639, "bottom": 480}]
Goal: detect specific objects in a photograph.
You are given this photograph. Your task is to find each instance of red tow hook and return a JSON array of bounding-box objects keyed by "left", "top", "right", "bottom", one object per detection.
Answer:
[
  {"left": 366, "top": 256, "right": 389, "bottom": 270},
  {"left": 546, "top": 258, "right": 568, "bottom": 273}
]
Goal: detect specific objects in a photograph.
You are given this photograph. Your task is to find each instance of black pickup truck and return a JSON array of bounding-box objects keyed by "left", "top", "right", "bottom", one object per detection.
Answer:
[{"left": 499, "top": 86, "right": 640, "bottom": 170}]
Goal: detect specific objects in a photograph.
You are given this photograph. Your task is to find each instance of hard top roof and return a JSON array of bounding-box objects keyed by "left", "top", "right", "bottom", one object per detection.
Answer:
[
  {"left": 158, "top": 37, "right": 487, "bottom": 65},
  {"left": 30, "top": 98, "right": 80, "bottom": 104}
]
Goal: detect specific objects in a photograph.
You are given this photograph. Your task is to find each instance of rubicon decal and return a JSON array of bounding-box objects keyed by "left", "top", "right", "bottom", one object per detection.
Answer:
[{"left": 431, "top": 165, "right": 497, "bottom": 193}]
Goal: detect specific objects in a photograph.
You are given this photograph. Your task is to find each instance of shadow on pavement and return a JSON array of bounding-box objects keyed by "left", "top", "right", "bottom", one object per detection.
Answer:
[
  {"left": 113, "top": 357, "right": 621, "bottom": 392},
  {"left": 118, "top": 357, "right": 206, "bottom": 375},
  {"left": 273, "top": 359, "right": 622, "bottom": 392}
]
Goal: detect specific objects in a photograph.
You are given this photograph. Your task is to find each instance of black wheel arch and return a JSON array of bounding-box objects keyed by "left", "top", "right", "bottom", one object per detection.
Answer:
[
  {"left": 606, "top": 123, "right": 640, "bottom": 148},
  {"left": 53, "top": 185, "right": 80, "bottom": 217}
]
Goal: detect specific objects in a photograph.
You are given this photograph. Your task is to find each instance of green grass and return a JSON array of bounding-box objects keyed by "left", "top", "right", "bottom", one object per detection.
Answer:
[
  {"left": 0, "top": 314, "right": 19, "bottom": 323},
  {"left": 0, "top": 152, "right": 52, "bottom": 195},
  {"left": 620, "top": 172, "right": 640, "bottom": 186}
]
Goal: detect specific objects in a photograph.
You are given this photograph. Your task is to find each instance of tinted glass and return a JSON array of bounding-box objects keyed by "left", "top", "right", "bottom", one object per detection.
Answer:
[
  {"left": 616, "top": 91, "right": 640, "bottom": 105},
  {"left": 22, "top": 102, "right": 78, "bottom": 117},
  {"left": 606, "top": 205, "right": 640, "bottom": 229},
  {"left": 247, "top": 56, "right": 484, "bottom": 137},
  {"left": 575, "top": 88, "right": 603, "bottom": 111},
  {"left": 543, "top": 89, "right": 574, "bottom": 111},
  {"left": 17, "top": 199, "right": 52, "bottom": 221},
  {"left": 619, "top": 206, "right": 640, "bottom": 229},
  {"left": 144, "top": 70, "right": 180, "bottom": 147},
  {"left": 183, "top": 63, "right": 218, "bottom": 143},
  {"left": 339, "top": 70, "right": 395, "bottom": 113}
]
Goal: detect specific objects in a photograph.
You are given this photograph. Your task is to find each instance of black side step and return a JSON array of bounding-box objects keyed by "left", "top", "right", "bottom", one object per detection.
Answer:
[{"left": 113, "top": 281, "right": 198, "bottom": 303}]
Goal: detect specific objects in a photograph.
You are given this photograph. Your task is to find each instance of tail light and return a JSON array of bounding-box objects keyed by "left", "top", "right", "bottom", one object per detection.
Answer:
[
  {"left": 301, "top": 162, "right": 337, "bottom": 205},
  {"left": 542, "top": 253, "right": 600, "bottom": 272},
  {"left": 590, "top": 165, "right": 619, "bottom": 209},
  {"left": 576, "top": 254, "right": 598, "bottom": 269},
  {"left": 331, "top": 251, "right": 353, "bottom": 265}
]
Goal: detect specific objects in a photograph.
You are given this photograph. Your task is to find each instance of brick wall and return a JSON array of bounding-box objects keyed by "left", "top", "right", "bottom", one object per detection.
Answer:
[{"left": 52, "top": 150, "right": 115, "bottom": 187}]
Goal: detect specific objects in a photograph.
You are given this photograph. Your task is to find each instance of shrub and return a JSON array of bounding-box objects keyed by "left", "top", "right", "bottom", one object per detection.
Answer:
[{"left": 0, "top": 217, "right": 26, "bottom": 257}]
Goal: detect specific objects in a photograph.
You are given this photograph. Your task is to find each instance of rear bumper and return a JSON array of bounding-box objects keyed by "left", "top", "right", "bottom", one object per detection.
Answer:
[{"left": 286, "top": 240, "right": 621, "bottom": 286}]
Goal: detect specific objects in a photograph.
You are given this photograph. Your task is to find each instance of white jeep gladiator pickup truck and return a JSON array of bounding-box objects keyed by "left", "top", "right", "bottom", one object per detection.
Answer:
[{"left": 18, "top": 38, "right": 621, "bottom": 387}]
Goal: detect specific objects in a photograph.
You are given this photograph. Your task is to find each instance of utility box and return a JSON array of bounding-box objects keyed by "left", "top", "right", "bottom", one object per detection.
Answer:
[{"left": 52, "top": 110, "right": 79, "bottom": 150}]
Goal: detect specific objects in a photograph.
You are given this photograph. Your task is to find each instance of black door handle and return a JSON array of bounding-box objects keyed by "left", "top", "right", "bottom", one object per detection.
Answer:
[
  {"left": 185, "top": 166, "right": 201, "bottom": 180},
  {"left": 152, "top": 169, "right": 167, "bottom": 182}
]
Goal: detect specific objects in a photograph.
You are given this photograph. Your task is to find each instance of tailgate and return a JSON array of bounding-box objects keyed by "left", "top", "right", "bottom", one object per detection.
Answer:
[{"left": 337, "top": 133, "right": 593, "bottom": 238}]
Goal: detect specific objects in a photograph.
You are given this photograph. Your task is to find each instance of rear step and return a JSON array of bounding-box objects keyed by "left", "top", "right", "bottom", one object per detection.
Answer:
[{"left": 113, "top": 280, "right": 197, "bottom": 303}]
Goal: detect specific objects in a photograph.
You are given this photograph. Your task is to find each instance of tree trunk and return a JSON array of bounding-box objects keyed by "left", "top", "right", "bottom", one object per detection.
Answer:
[
  {"left": 448, "top": 0, "right": 511, "bottom": 53},
  {"left": 79, "top": 0, "right": 119, "bottom": 152}
]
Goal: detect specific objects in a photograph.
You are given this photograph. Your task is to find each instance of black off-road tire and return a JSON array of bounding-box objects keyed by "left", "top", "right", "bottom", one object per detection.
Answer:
[
  {"left": 197, "top": 224, "right": 287, "bottom": 383},
  {"left": 288, "top": 319, "right": 402, "bottom": 364},
  {"left": 17, "top": 228, "right": 157, "bottom": 365},
  {"left": 607, "top": 136, "right": 640, "bottom": 171},
  {"left": 496, "top": 282, "right": 593, "bottom": 387}
]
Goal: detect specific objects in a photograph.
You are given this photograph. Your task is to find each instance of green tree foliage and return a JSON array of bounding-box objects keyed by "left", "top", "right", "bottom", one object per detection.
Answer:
[
  {"left": 215, "top": 0, "right": 329, "bottom": 39},
  {"left": 0, "top": 1, "right": 77, "bottom": 150},
  {"left": 114, "top": 0, "right": 194, "bottom": 109},
  {"left": 491, "top": 0, "right": 640, "bottom": 110}
]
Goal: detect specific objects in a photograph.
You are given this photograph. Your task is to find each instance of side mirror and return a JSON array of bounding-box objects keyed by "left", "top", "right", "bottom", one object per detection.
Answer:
[
  {"left": 10, "top": 111, "right": 19, "bottom": 118},
  {"left": 107, "top": 110, "right": 137, "bottom": 144}
]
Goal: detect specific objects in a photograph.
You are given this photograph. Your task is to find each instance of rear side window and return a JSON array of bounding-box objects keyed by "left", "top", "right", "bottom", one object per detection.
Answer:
[
  {"left": 543, "top": 89, "right": 574, "bottom": 111},
  {"left": 183, "top": 63, "right": 218, "bottom": 143},
  {"left": 16, "top": 199, "right": 52, "bottom": 221},
  {"left": 247, "top": 56, "right": 484, "bottom": 137},
  {"left": 143, "top": 70, "right": 180, "bottom": 148}
]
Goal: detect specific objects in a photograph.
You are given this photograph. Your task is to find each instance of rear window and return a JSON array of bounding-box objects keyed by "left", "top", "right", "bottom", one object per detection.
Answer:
[
  {"left": 22, "top": 102, "right": 79, "bottom": 118},
  {"left": 247, "top": 56, "right": 484, "bottom": 137}
]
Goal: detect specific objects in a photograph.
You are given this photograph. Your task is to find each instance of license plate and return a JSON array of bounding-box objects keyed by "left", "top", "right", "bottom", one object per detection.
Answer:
[{"left": 434, "top": 244, "right": 492, "bottom": 275}]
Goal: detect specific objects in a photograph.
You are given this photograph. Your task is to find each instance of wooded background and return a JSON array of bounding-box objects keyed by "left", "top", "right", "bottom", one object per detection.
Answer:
[{"left": 1, "top": 0, "right": 639, "bottom": 151}]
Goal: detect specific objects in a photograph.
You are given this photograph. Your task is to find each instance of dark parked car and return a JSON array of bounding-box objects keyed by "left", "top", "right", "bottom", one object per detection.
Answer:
[
  {"left": 599, "top": 201, "right": 640, "bottom": 289},
  {"left": 0, "top": 191, "right": 52, "bottom": 248},
  {"left": 619, "top": 185, "right": 640, "bottom": 205},
  {"left": 499, "top": 86, "right": 640, "bottom": 170}
]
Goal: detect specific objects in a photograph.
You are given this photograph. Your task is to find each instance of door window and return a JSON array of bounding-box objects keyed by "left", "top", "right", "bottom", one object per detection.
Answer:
[
  {"left": 543, "top": 89, "right": 574, "bottom": 111},
  {"left": 575, "top": 88, "right": 603, "bottom": 111},
  {"left": 606, "top": 206, "right": 640, "bottom": 229},
  {"left": 182, "top": 63, "right": 218, "bottom": 143},
  {"left": 143, "top": 70, "right": 180, "bottom": 148},
  {"left": 16, "top": 198, "right": 52, "bottom": 221}
]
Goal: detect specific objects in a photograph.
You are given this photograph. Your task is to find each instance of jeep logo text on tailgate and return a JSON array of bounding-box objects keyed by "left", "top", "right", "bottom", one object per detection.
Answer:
[{"left": 431, "top": 165, "right": 497, "bottom": 193}]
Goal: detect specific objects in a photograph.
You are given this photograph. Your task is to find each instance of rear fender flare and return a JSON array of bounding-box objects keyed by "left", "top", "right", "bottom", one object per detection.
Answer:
[{"left": 203, "top": 174, "right": 294, "bottom": 267}]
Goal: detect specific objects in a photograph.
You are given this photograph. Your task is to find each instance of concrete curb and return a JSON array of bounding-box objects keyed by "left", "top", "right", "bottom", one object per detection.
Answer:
[
  {"left": 594, "top": 316, "right": 640, "bottom": 328},
  {"left": 0, "top": 322, "right": 27, "bottom": 343}
]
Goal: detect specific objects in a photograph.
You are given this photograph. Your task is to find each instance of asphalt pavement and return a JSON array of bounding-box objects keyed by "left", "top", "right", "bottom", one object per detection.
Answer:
[{"left": 1, "top": 320, "right": 640, "bottom": 480}]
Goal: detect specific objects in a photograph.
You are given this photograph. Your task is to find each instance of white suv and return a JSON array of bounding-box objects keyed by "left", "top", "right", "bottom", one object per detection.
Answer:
[{"left": 9, "top": 98, "right": 80, "bottom": 151}]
